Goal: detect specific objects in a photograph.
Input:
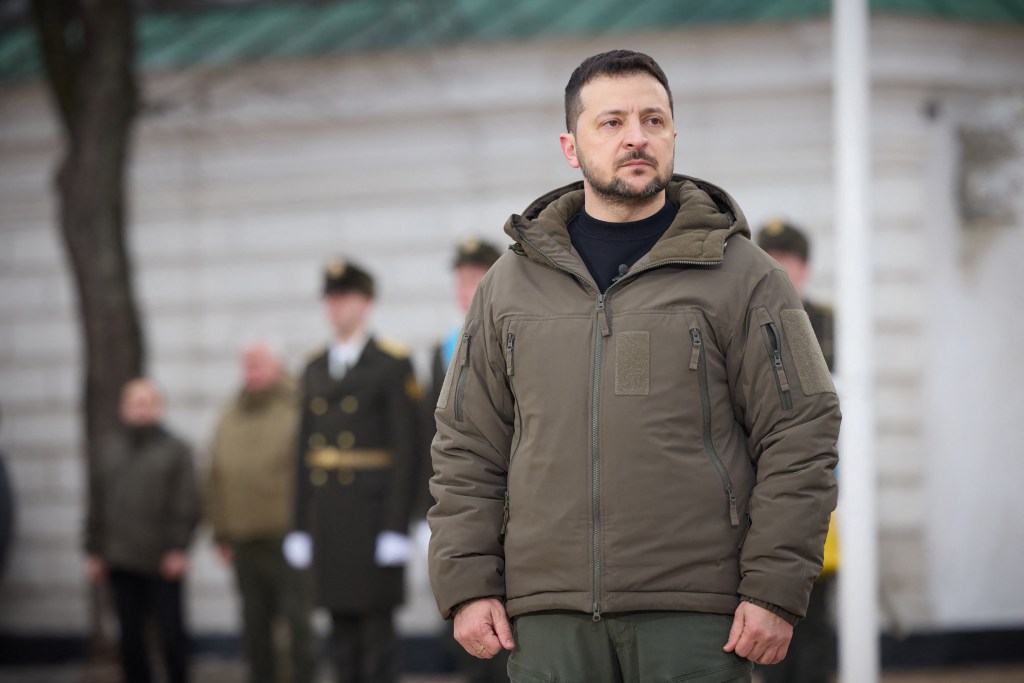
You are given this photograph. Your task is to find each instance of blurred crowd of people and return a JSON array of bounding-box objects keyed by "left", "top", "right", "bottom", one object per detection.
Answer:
[{"left": 82, "top": 238, "right": 509, "bottom": 683}]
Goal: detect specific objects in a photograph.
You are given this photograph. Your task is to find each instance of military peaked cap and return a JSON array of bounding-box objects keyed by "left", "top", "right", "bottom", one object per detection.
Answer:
[
  {"left": 452, "top": 238, "right": 502, "bottom": 270},
  {"left": 756, "top": 219, "right": 811, "bottom": 263},
  {"left": 323, "top": 259, "right": 375, "bottom": 298}
]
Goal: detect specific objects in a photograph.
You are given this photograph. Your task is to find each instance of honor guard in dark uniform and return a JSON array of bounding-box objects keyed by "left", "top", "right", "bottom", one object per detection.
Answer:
[
  {"left": 284, "top": 259, "right": 422, "bottom": 683},
  {"left": 756, "top": 220, "right": 838, "bottom": 683}
]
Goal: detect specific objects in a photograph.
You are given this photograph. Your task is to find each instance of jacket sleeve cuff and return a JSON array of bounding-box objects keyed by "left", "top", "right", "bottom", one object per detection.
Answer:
[
  {"left": 448, "top": 596, "right": 502, "bottom": 621},
  {"left": 740, "top": 596, "right": 801, "bottom": 626}
]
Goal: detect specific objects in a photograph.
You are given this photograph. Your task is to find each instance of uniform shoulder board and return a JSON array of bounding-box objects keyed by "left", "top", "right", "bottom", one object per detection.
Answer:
[
  {"left": 809, "top": 301, "right": 834, "bottom": 318},
  {"left": 375, "top": 337, "right": 410, "bottom": 359},
  {"left": 305, "top": 346, "right": 328, "bottom": 362}
]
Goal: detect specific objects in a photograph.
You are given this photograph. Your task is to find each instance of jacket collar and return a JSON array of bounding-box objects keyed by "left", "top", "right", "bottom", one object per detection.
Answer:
[{"left": 504, "top": 174, "right": 750, "bottom": 282}]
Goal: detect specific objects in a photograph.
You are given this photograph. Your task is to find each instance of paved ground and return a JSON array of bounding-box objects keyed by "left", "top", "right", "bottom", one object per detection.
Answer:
[{"left": 1, "top": 659, "right": 1023, "bottom": 683}]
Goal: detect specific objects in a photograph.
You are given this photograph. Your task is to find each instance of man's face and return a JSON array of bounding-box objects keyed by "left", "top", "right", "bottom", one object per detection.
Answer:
[
  {"left": 120, "top": 380, "right": 163, "bottom": 427},
  {"left": 560, "top": 74, "right": 676, "bottom": 208},
  {"left": 765, "top": 250, "right": 810, "bottom": 297},
  {"left": 323, "top": 291, "right": 373, "bottom": 339},
  {"left": 242, "top": 346, "right": 281, "bottom": 392},
  {"left": 453, "top": 264, "right": 489, "bottom": 314}
]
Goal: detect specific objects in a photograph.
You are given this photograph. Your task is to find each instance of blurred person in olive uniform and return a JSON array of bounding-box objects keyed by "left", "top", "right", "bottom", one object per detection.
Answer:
[
  {"left": 207, "top": 342, "right": 314, "bottom": 683},
  {"left": 419, "top": 238, "right": 508, "bottom": 683},
  {"left": 756, "top": 220, "right": 837, "bottom": 683},
  {"left": 284, "top": 259, "right": 422, "bottom": 683},
  {"left": 84, "top": 378, "right": 200, "bottom": 683}
]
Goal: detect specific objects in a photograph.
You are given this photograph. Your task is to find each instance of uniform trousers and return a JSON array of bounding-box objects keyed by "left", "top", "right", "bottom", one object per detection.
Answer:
[
  {"left": 108, "top": 568, "right": 189, "bottom": 683},
  {"left": 232, "top": 538, "right": 315, "bottom": 683},
  {"left": 329, "top": 611, "right": 399, "bottom": 683},
  {"left": 508, "top": 611, "right": 752, "bottom": 683}
]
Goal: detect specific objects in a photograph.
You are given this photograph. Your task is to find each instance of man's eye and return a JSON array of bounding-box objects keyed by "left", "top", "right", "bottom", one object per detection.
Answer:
[
  {"left": 647, "top": 117, "right": 664, "bottom": 126},
  {"left": 603, "top": 120, "right": 620, "bottom": 128}
]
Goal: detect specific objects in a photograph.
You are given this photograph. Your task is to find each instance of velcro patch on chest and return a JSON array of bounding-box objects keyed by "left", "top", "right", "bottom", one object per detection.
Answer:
[{"left": 615, "top": 331, "right": 650, "bottom": 396}]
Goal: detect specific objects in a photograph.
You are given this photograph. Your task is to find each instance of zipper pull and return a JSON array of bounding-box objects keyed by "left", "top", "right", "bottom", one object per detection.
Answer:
[
  {"left": 728, "top": 493, "right": 740, "bottom": 528},
  {"left": 505, "top": 333, "right": 515, "bottom": 376},
  {"left": 689, "top": 328, "right": 702, "bottom": 370},
  {"left": 499, "top": 490, "right": 510, "bottom": 541},
  {"left": 459, "top": 333, "right": 471, "bottom": 366},
  {"left": 592, "top": 602, "right": 602, "bottom": 622},
  {"left": 596, "top": 295, "right": 610, "bottom": 337},
  {"left": 772, "top": 350, "right": 791, "bottom": 394}
]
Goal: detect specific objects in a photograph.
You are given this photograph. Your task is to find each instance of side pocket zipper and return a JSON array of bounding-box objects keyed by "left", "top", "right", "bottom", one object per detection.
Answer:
[
  {"left": 690, "top": 324, "right": 739, "bottom": 528},
  {"left": 760, "top": 321, "right": 793, "bottom": 411},
  {"left": 454, "top": 333, "right": 472, "bottom": 422}
]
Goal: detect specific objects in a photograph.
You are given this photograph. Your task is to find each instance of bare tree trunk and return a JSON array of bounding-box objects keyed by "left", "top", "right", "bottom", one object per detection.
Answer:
[{"left": 30, "top": 0, "right": 144, "bottom": 658}]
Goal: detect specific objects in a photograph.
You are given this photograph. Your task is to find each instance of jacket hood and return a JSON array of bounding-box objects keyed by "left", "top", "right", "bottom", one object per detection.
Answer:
[{"left": 504, "top": 174, "right": 751, "bottom": 279}]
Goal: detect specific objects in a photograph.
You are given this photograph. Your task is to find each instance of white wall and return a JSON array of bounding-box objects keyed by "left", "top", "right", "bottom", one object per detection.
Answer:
[{"left": 924, "top": 93, "right": 1024, "bottom": 629}]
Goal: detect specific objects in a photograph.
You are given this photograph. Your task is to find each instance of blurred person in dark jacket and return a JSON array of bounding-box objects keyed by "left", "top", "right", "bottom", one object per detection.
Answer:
[
  {"left": 284, "top": 259, "right": 421, "bottom": 683},
  {"left": 84, "top": 378, "right": 200, "bottom": 683},
  {"left": 207, "top": 342, "right": 314, "bottom": 683},
  {"left": 757, "top": 219, "right": 838, "bottom": 683}
]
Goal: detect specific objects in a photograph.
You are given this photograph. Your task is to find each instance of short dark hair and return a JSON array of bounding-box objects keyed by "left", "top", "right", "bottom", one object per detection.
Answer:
[{"left": 564, "top": 50, "right": 674, "bottom": 134}]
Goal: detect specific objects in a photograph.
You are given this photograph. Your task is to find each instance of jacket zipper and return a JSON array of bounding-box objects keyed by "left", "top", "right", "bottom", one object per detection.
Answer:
[
  {"left": 499, "top": 490, "right": 510, "bottom": 544},
  {"left": 591, "top": 293, "right": 607, "bottom": 621},
  {"left": 760, "top": 322, "right": 793, "bottom": 411},
  {"left": 511, "top": 229, "right": 724, "bottom": 622},
  {"left": 454, "top": 333, "right": 472, "bottom": 422},
  {"left": 691, "top": 326, "right": 739, "bottom": 527}
]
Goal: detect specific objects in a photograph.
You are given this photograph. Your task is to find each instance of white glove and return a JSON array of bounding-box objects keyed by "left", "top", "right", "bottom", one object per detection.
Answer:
[
  {"left": 374, "top": 531, "right": 411, "bottom": 567},
  {"left": 283, "top": 531, "right": 312, "bottom": 569},
  {"left": 414, "top": 519, "right": 432, "bottom": 555}
]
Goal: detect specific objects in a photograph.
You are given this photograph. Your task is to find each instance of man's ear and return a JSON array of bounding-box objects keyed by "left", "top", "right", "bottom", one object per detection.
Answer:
[{"left": 559, "top": 132, "right": 581, "bottom": 169}]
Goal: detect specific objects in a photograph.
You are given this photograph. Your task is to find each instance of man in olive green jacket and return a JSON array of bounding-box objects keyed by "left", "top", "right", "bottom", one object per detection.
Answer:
[
  {"left": 207, "top": 343, "right": 314, "bottom": 683},
  {"left": 428, "top": 50, "right": 840, "bottom": 683}
]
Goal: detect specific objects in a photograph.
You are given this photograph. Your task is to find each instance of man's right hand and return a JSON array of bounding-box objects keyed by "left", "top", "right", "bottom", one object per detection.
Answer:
[
  {"left": 453, "top": 597, "right": 515, "bottom": 659},
  {"left": 85, "top": 555, "right": 106, "bottom": 583}
]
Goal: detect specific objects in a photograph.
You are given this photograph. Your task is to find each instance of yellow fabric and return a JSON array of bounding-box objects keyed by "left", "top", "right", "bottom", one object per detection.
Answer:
[{"left": 821, "top": 511, "right": 840, "bottom": 576}]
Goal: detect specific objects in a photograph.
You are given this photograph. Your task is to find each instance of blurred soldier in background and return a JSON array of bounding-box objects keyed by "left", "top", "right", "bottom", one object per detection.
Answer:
[
  {"left": 419, "top": 238, "right": 508, "bottom": 683},
  {"left": 756, "top": 221, "right": 834, "bottom": 370},
  {"left": 427, "top": 239, "right": 504, "bottom": 405},
  {"left": 416, "top": 238, "right": 503, "bottom": 523},
  {"left": 757, "top": 220, "right": 838, "bottom": 683},
  {"left": 84, "top": 378, "right": 200, "bottom": 683},
  {"left": 284, "top": 259, "right": 422, "bottom": 683},
  {"left": 207, "top": 342, "right": 314, "bottom": 683}
]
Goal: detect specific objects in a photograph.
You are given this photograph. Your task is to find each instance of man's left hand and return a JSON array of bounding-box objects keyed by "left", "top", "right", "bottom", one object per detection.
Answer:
[
  {"left": 723, "top": 600, "right": 793, "bottom": 665},
  {"left": 160, "top": 551, "right": 189, "bottom": 581}
]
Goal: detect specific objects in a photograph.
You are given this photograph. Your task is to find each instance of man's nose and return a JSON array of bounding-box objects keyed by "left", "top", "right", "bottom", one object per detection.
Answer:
[{"left": 622, "top": 119, "right": 648, "bottom": 148}]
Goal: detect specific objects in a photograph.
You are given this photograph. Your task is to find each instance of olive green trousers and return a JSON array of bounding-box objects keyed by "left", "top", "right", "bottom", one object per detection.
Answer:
[{"left": 508, "top": 611, "right": 752, "bottom": 683}]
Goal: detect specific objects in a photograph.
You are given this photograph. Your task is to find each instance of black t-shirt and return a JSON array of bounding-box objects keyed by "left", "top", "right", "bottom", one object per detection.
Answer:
[{"left": 568, "top": 201, "right": 678, "bottom": 292}]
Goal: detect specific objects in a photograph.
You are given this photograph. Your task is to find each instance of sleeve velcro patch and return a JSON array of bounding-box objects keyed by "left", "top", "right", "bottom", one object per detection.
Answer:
[
  {"left": 436, "top": 338, "right": 460, "bottom": 409},
  {"left": 780, "top": 308, "right": 835, "bottom": 396}
]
